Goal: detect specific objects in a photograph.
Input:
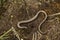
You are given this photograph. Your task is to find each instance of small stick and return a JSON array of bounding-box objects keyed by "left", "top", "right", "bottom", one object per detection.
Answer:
[
  {"left": 12, "top": 27, "right": 21, "bottom": 40},
  {"left": 48, "top": 12, "right": 60, "bottom": 16}
]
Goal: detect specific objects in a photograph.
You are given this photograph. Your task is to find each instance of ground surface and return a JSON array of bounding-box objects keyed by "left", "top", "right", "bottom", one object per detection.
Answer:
[{"left": 0, "top": 0, "right": 60, "bottom": 40}]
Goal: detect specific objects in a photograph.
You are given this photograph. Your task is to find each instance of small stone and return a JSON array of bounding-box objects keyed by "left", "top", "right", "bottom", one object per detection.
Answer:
[
  {"left": 21, "top": 39, "right": 23, "bottom": 40},
  {"left": 11, "top": 15, "right": 13, "bottom": 18}
]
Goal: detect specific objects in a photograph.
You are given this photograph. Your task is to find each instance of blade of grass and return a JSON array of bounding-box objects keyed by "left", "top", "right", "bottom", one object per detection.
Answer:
[{"left": 0, "top": 27, "right": 12, "bottom": 39}]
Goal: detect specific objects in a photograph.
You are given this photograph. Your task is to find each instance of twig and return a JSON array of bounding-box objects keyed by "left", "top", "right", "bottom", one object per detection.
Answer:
[
  {"left": 12, "top": 27, "right": 21, "bottom": 40},
  {"left": 48, "top": 12, "right": 60, "bottom": 16}
]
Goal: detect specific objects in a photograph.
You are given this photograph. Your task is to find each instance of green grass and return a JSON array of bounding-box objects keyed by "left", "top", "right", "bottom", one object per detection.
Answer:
[{"left": 0, "top": 28, "right": 12, "bottom": 40}]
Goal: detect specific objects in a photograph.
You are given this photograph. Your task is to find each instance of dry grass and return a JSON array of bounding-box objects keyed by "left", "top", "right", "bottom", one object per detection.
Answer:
[{"left": 0, "top": 0, "right": 60, "bottom": 40}]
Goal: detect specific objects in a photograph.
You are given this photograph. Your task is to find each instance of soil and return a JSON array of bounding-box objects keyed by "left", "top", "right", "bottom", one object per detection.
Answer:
[{"left": 0, "top": 0, "right": 60, "bottom": 40}]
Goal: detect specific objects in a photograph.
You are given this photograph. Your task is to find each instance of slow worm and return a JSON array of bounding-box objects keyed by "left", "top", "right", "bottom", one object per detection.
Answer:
[{"left": 17, "top": 10, "right": 48, "bottom": 34}]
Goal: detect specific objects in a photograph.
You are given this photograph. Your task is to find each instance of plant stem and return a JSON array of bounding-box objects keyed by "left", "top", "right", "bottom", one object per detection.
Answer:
[{"left": 0, "top": 27, "right": 12, "bottom": 39}]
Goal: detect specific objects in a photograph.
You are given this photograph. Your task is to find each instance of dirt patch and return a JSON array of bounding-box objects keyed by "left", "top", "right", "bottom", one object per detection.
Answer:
[{"left": 0, "top": 0, "right": 60, "bottom": 40}]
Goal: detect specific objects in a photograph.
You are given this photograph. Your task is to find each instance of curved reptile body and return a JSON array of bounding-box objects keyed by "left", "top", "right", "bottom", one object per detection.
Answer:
[
  {"left": 17, "top": 10, "right": 47, "bottom": 35},
  {"left": 17, "top": 10, "right": 60, "bottom": 35}
]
